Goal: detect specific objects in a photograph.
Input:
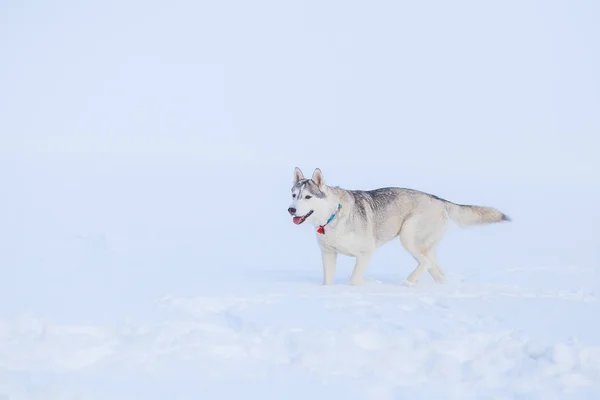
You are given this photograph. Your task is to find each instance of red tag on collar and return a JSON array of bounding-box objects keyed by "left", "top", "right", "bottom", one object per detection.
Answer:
[{"left": 317, "top": 226, "right": 325, "bottom": 235}]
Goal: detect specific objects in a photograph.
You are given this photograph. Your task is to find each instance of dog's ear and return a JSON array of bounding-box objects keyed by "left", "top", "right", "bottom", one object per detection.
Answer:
[
  {"left": 312, "top": 168, "right": 325, "bottom": 188},
  {"left": 293, "top": 167, "right": 304, "bottom": 184}
]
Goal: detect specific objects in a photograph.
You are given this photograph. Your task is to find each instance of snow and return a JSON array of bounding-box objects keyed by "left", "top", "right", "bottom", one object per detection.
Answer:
[
  {"left": 0, "top": 166, "right": 598, "bottom": 399},
  {"left": 2, "top": 275, "right": 600, "bottom": 400},
  {"left": 1, "top": 267, "right": 600, "bottom": 400},
  {"left": 2, "top": 0, "right": 600, "bottom": 398}
]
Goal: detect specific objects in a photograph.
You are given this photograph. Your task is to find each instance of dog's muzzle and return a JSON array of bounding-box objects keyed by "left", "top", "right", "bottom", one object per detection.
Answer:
[{"left": 291, "top": 210, "right": 313, "bottom": 225}]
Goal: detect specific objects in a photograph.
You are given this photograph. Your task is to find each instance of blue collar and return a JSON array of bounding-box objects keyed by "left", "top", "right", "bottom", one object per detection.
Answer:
[{"left": 317, "top": 204, "right": 342, "bottom": 235}]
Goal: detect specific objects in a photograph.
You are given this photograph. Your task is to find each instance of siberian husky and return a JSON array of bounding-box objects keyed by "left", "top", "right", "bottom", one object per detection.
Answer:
[{"left": 288, "top": 167, "right": 510, "bottom": 285}]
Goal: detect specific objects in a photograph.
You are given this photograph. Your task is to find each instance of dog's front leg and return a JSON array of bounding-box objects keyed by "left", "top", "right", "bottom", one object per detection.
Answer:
[
  {"left": 321, "top": 249, "right": 337, "bottom": 285},
  {"left": 349, "top": 252, "right": 373, "bottom": 286}
]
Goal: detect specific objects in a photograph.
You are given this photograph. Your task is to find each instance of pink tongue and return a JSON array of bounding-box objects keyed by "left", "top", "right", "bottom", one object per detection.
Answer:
[{"left": 293, "top": 216, "right": 304, "bottom": 225}]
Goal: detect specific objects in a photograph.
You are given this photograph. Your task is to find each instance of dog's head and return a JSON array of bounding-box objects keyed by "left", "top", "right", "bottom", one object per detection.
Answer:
[{"left": 288, "top": 167, "right": 328, "bottom": 225}]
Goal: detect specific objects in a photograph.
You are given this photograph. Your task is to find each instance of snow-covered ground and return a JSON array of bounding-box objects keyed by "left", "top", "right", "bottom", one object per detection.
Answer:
[
  {"left": 1, "top": 271, "right": 600, "bottom": 400},
  {"left": 2, "top": 0, "right": 599, "bottom": 398},
  {"left": 1, "top": 165, "right": 598, "bottom": 399}
]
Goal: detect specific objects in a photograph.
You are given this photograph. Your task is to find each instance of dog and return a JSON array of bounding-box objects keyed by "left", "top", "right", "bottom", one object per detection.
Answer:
[{"left": 288, "top": 167, "right": 510, "bottom": 285}]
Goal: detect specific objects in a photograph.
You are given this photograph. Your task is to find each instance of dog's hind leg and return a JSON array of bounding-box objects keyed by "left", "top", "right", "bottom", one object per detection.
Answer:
[
  {"left": 425, "top": 248, "right": 446, "bottom": 284},
  {"left": 400, "top": 219, "right": 431, "bottom": 285},
  {"left": 402, "top": 247, "right": 431, "bottom": 285},
  {"left": 400, "top": 213, "right": 448, "bottom": 285}
]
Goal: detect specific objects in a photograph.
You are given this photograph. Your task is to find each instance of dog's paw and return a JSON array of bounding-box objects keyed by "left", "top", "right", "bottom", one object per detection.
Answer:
[
  {"left": 349, "top": 278, "right": 365, "bottom": 286},
  {"left": 402, "top": 279, "right": 417, "bottom": 288}
]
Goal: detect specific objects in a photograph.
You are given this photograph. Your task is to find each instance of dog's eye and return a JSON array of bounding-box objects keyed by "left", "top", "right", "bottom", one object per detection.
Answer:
[
  {"left": 292, "top": 194, "right": 296, "bottom": 198},
  {"left": 305, "top": 195, "right": 312, "bottom": 199}
]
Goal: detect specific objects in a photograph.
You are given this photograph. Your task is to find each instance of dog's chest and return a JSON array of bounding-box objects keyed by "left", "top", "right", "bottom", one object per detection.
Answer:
[{"left": 317, "top": 228, "right": 369, "bottom": 256}]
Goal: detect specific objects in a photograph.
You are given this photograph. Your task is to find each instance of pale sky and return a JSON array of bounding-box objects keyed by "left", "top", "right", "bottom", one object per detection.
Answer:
[{"left": 1, "top": 0, "right": 599, "bottom": 185}]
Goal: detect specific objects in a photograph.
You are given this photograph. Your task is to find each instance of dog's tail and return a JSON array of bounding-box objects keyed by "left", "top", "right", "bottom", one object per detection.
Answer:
[{"left": 444, "top": 201, "right": 510, "bottom": 227}]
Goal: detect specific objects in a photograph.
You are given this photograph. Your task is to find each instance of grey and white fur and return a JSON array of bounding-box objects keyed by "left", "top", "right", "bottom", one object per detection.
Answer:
[{"left": 288, "top": 167, "right": 510, "bottom": 286}]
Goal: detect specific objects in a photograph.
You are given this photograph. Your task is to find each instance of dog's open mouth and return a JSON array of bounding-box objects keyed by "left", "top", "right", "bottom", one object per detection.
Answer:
[{"left": 292, "top": 210, "right": 313, "bottom": 225}]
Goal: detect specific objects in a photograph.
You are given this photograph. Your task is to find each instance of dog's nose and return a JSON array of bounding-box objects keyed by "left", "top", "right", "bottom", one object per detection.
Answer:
[{"left": 288, "top": 207, "right": 296, "bottom": 215}]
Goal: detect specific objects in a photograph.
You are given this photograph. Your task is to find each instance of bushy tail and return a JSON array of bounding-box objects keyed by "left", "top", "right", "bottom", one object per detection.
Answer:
[{"left": 444, "top": 202, "right": 511, "bottom": 227}]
